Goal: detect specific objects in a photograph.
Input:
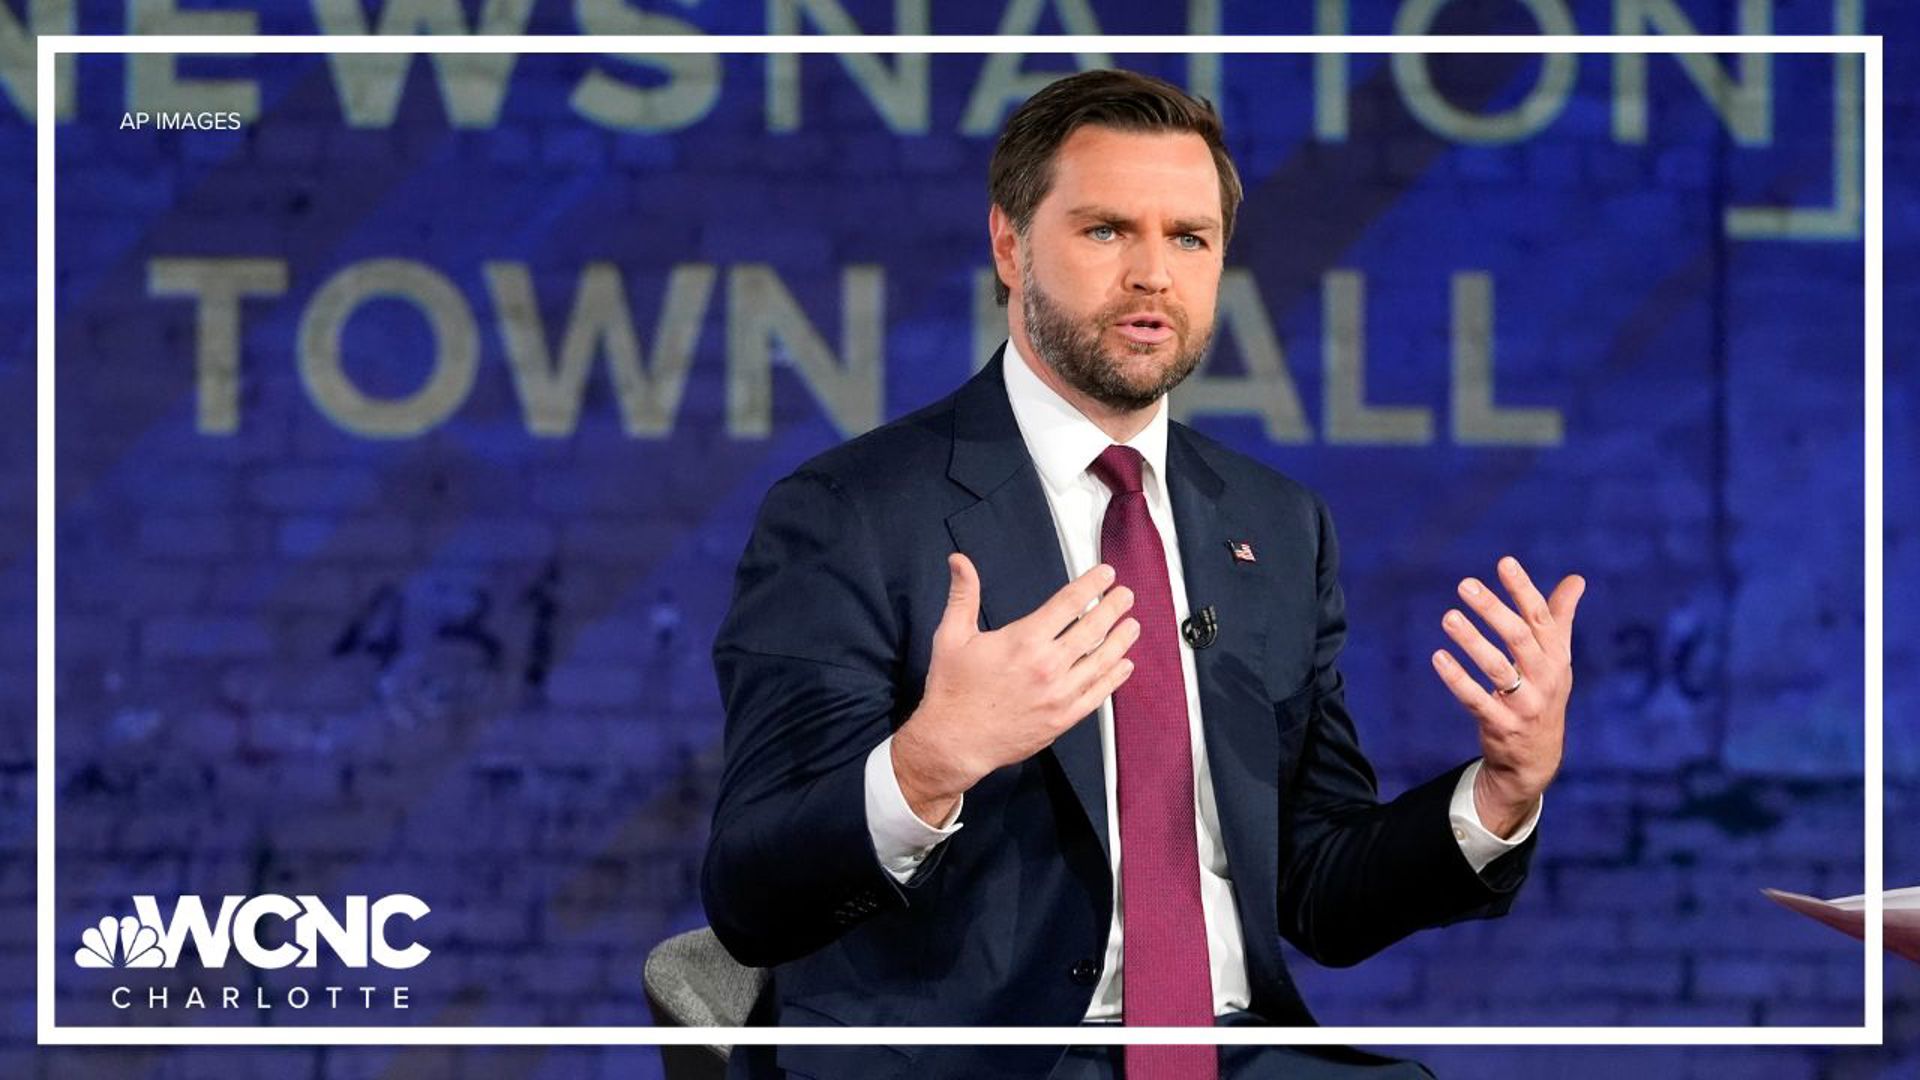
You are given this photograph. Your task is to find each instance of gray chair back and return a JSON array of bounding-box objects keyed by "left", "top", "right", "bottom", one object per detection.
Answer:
[{"left": 644, "top": 926, "right": 770, "bottom": 1080}]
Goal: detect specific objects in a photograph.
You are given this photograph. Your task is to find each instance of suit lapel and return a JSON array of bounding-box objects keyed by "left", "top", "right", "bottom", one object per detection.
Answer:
[
  {"left": 1165, "top": 426, "right": 1280, "bottom": 891},
  {"left": 944, "top": 350, "right": 1109, "bottom": 861},
  {"left": 939, "top": 359, "right": 1287, "bottom": 873}
]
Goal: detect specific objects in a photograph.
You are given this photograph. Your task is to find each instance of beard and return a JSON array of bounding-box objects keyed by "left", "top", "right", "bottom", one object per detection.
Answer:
[{"left": 1020, "top": 255, "right": 1214, "bottom": 413}]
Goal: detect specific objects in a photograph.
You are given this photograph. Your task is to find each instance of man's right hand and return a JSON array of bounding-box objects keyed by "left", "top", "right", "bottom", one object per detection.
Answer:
[{"left": 890, "top": 554, "right": 1140, "bottom": 825}]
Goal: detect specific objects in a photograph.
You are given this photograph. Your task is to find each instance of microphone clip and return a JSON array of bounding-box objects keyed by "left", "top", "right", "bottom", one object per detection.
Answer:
[{"left": 1181, "top": 605, "right": 1219, "bottom": 650}]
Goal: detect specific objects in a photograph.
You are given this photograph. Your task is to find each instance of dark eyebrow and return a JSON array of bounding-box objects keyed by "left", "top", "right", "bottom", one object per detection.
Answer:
[
  {"left": 1167, "top": 217, "right": 1221, "bottom": 235},
  {"left": 1063, "top": 205, "right": 1220, "bottom": 235}
]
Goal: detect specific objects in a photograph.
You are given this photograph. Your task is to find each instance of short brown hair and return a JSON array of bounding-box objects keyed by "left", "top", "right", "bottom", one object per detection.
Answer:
[{"left": 987, "top": 68, "right": 1243, "bottom": 305}]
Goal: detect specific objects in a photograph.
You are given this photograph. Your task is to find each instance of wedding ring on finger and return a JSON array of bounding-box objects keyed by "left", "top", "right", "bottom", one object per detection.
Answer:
[{"left": 1496, "top": 672, "right": 1523, "bottom": 696}]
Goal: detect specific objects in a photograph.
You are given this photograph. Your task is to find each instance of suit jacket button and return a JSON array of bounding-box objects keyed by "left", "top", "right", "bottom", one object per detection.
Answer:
[{"left": 1069, "top": 958, "right": 1101, "bottom": 986}]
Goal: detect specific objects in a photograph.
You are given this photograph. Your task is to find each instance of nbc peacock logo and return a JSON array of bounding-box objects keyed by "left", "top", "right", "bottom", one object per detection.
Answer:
[
  {"left": 72, "top": 894, "right": 430, "bottom": 971},
  {"left": 75, "top": 895, "right": 429, "bottom": 1013},
  {"left": 75, "top": 915, "right": 168, "bottom": 969}
]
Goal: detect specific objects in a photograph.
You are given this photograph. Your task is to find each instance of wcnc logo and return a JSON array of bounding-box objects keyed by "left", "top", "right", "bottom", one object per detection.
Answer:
[{"left": 74, "top": 895, "right": 430, "bottom": 970}]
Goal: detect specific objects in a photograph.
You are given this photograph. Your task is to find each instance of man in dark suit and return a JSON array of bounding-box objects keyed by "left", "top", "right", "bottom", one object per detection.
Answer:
[{"left": 702, "top": 69, "right": 1584, "bottom": 1080}]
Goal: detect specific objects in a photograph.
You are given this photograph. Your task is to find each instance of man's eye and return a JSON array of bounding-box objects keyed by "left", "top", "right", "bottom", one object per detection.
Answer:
[
  {"left": 1087, "top": 225, "right": 1117, "bottom": 241},
  {"left": 1175, "top": 234, "right": 1205, "bottom": 250}
]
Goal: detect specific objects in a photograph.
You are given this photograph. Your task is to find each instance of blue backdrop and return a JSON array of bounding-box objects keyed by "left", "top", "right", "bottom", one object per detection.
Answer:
[{"left": 3, "top": 2, "right": 1915, "bottom": 1077}]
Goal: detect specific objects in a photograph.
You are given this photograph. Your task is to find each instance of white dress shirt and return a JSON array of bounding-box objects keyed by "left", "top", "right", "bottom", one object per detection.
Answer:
[{"left": 862, "top": 338, "right": 1540, "bottom": 1019}]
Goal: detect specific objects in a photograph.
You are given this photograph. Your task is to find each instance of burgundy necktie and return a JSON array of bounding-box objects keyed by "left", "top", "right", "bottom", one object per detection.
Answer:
[{"left": 1090, "top": 445, "right": 1216, "bottom": 1080}]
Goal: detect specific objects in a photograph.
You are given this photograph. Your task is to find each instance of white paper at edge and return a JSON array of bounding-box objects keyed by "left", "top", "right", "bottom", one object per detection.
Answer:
[{"left": 1762, "top": 886, "right": 1920, "bottom": 964}]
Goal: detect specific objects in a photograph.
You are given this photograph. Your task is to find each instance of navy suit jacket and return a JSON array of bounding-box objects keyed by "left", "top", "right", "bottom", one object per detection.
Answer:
[{"left": 702, "top": 350, "right": 1535, "bottom": 1079}]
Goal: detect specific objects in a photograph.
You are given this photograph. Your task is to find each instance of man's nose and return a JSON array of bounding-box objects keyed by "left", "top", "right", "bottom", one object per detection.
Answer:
[{"left": 1123, "top": 238, "right": 1172, "bottom": 294}]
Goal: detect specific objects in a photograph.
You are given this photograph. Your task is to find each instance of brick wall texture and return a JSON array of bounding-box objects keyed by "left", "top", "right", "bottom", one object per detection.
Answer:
[{"left": 0, "top": 1, "right": 1914, "bottom": 1077}]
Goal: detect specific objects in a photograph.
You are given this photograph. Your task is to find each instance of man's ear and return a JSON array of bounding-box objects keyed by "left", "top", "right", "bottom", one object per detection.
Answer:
[{"left": 988, "top": 203, "right": 1020, "bottom": 299}]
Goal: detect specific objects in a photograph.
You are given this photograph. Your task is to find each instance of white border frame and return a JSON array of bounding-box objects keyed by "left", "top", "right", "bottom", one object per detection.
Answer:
[{"left": 36, "top": 33, "right": 1883, "bottom": 1049}]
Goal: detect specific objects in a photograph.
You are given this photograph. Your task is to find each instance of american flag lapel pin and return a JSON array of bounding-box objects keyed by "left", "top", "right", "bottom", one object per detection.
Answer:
[{"left": 1228, "top": 540, "right": 1257, "bottom": 564}]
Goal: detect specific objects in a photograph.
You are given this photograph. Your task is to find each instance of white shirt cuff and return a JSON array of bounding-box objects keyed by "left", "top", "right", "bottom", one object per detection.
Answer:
[
  {"left": 864, "top": 735, "right": 964, "bottom": 883},
  {"left": 1449, "top": 759, "right": 1541, "bottom": 874}
]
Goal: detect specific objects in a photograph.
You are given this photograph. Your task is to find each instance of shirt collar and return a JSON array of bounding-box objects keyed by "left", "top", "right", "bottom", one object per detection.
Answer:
[{"left": 1002, "top": 336, "right": 1170, "bottom": 498}]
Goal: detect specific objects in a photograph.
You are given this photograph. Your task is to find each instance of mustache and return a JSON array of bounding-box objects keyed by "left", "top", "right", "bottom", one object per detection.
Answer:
[{"left": 1097, "top": 299, "right": 1190, "bottom": 335}]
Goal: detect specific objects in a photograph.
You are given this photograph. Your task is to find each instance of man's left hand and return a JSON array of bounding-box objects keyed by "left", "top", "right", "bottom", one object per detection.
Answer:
[{"left": 1429, "top": 555, "right": 1586, "bottom": 839}]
